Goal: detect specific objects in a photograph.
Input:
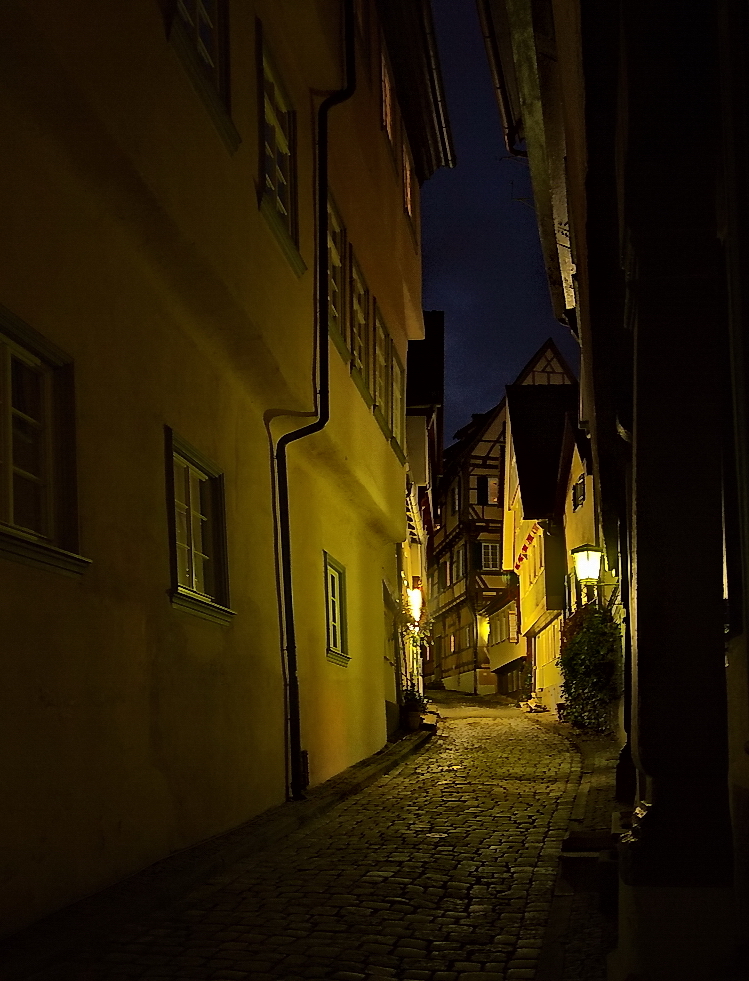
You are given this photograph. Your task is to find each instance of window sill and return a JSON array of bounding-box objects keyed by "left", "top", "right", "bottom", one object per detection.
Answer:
[
  {"left": 373, "top": 406, "right": 392, "bottom": 441},
  {"left": 326, "top": 648, "right": 351, "bottom": 667},
  {"left": 171, "top": 588, "right": 236, "bottom": 624},
  {"left": 0, "top": 526, "right": 91, "bottom": 577},
  {"left": 390, "top": 437, "right": 406, "bottom": 466},
  {"left": 329, "top": 324, "right": 351, "bottom": 364},
  {"left": 170, "top": 16, "right": 241, "bottom": 154},
  {"left": 259, "top": 193, "right": 307, "bottom": 278},
  {"left": 351, "top": 366, "right": 374, "bottom": 407}
]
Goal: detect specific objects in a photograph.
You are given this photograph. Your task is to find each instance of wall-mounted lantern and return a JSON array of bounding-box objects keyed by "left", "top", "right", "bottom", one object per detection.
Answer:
[
  {"left": 571, "top": 544, "right": 603, "bottom": 605},
  {"left": 571, "top": 544, "right": 603, "bottom": 584}
]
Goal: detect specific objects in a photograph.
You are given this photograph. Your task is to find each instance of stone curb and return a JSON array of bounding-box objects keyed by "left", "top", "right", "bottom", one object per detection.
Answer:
[{"left": 0, "top": 725, "right": 436, "bottom": 978}]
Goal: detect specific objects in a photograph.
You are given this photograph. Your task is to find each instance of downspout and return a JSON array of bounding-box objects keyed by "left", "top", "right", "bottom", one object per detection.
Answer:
[{"left": 275, "top": 0, "right": 356, "bottom": 802}]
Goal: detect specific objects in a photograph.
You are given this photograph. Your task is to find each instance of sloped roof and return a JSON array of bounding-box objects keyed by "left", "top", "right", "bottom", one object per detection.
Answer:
[
  {"left": 514, "top": 337, "right": 577, "bottom": 386},
  {"left": 507, "top": 383, "right": 579, "bottom": 519}
]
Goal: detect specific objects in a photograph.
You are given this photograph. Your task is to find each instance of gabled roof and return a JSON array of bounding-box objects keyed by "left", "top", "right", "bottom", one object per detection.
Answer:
[
  {"left": 507, "top": 383, "right": 578, "bottom": 519},
  {"left": 514, "top": 337, "right": 577, "bottom": 387},
  {"left": 443, "top": 399, "right": 505, "bottom": 477}
]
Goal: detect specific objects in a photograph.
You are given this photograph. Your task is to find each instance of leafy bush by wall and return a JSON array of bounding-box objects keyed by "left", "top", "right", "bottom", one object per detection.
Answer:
[{"left": 558, "top": 604, "right": 621, "bottom": 732}]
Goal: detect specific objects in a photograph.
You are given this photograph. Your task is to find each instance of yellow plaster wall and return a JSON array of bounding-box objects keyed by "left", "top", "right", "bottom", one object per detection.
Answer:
[{"left": 0, "top": 0, "right": 417, "bottom": 935}]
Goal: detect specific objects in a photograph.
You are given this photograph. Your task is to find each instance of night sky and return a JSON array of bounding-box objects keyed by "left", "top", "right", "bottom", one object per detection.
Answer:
[{"left": 421, "top": 0, "right": 580, "bottom": 443}]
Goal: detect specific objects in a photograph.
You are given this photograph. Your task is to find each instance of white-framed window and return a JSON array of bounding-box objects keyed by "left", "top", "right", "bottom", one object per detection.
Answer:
[
  {"left": 482, "top": 542, "right": 502, "bottom": 571},
  {"left": 324, "top": 552, "right": 349, "bottom": 665},
  {"left": 381, "top": 49, "right": 394, "bottom": 143},
  {"left": 2, "top": 341, "right": 52, "bottom": 540},
  {"left": 0, "top": 314, "right": 86, "bottom": 575},
  {"left": 391, "top": 348, "right": 404, "bottom": 448},
  {"left": 450, "top": 481, "right": 460, "bottom": 515},
  {"left": 373, "top": 309, "right": 391, "bottom": 429},
  {"left": 327, "top": 198, "right": 347, "bottom": 346},
  {"left": 263, "top": 50, "right": 295, "bottom": 238},
  {"left": 350, "top": 259, "right": 371, "bottom": 390},
  {"left": 168, "top": 430, "right": 232, "bottom": 622},
  {"left": 176, "top": 0, "right": 227, "bottom": 98}
]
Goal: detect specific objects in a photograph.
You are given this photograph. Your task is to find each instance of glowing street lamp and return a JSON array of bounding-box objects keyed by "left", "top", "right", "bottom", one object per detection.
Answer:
[
  {"left": 571, "top": 544, "right": 603, "bottom": 605},
  {"left": 407, "top": 586, "right": 423, "bottom": 624}
]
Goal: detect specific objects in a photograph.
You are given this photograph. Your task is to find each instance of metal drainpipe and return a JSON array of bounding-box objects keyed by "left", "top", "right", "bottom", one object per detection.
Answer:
[{"left": 275, "top": 0, "right": 356, "bottom": 802}]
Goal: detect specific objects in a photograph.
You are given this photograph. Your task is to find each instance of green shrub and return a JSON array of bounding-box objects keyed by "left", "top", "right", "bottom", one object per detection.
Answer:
[{"left": 558, "top": 604, "right": 621, "bottom": 732}]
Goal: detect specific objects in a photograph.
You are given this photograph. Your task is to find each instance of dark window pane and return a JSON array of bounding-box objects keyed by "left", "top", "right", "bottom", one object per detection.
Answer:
[
  {"left": 11, "top": 358, "right": 42, "bottom": 421},
  {"left": 12, "top": 416, "right": 43, "bottom": 477},
  {"left": 13, "top": 472, "right": 44, "bottom": 534}
]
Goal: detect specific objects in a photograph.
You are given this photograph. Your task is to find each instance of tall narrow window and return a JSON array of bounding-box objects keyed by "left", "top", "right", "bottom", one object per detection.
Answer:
[
  {"left": 263, "top": 51, "right": 295, "bottom": 238},
  {"left": 482, "top": 542, "right": 501, "bottom": 571},
  {"left": 168, "top": 431, "right": 232, "bottom": 622},
  {"left": 453, "top": 544, "right": 466, "bottom": 582},
  {"left": 403, "top": 141, "right": 414, "bottom": 218},
  {"left": 327, "top": 199, "right": 347, "bottom": 347},
  {"left": 381, "top": 49, "right": 394, "bottom": 143},
  {"left": 4, "top": 347, "right": 50, "bottom": 538},
  {"left": 0, "top": 317, "right": 85, "bottom": 575},
  {"left": 173, "top": 455, "right": 213, "bottom": 597},
  {"left": 374, "top": 310, "right": 391, "bottom": 430},
  {"left": 572, "top": 473, "right": 586, "bottom": 510},
  {"left": 324, "top": 552, "right": 349, "bottom": 666},
  {"left": 391, "top": 349, "right": 404, "bottom": 448},
  {"left": 350, "top": 260, "right": 371, "bottom": 391},
  {"left": 175, "top": 0, "right": 228, "bottom": 99}
]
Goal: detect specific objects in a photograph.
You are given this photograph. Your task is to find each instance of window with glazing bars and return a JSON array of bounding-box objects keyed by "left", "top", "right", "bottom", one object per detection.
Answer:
[
  {"left": 0, "top": 338, "right": 52, "bottom": 539},
  {"left": 169, "top": 432, "right": 230, "bottom": 616},
  {"left": 328, "top": 200, "right": 346, "bottom": 344},
  {"left": 350, "top": 261, "right": 370, "bottom": 388},
  {"left": 374, "top": 310, "right": 391, "bottom": 427},
  {"left": 381, "top": 49, "right": 394, "bottom": 142},
  {"left": 263, "top": 53, "right": 295, "bottom": 236},
  {"left": 176, "top": 0, "right": 226, "bottom": 96}
]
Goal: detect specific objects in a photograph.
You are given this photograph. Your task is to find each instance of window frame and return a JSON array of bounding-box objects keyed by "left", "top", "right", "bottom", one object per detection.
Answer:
[
  {"left": 0, "top": 307, "right": 88, "bottom": 576},
  {"left": 166, "top": 428, "right": 233, "bottom": 624},
  {"left": 257, "top": 27, "right": 305, "bottom": 276},
  {"left": 324, "top": 551, "right": 350, "bottom": 666},
  {"left": 327, "top": 196, "right": 350, "bottom": 361},
  {"left": 349, "top": 256, "right": 373, "bottom": 402},
  {"left": 572, "top": 473, "right": 586, "bottom": 510},
  {"left": 373, "top": 308, "right": 392, "bottom": 437},
  {"left": 390, "top": 345, "right": 405, "bottom": 453},
  {"left": 380, "top": 47, "right": 395, "bottom": 144},
  {"left": 169, "top": 0, "right": 240, "bottom": 152},
  {"left": 481, "top": 541, "right": 502, "bottom": 572}
]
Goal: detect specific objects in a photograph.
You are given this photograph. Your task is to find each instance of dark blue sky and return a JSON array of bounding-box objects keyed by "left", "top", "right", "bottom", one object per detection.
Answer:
[{"left": 421, "top": 0, "right": 579, "bottom": 442}]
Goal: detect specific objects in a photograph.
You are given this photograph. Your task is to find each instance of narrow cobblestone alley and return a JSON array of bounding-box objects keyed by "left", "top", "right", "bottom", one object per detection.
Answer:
[{"left": 3, "top": 705, "right": 609, "bottom": 981}]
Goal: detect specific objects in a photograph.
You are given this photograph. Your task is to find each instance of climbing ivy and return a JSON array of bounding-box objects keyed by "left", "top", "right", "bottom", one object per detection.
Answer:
[{"left": 558, "top": 604, "right": 621, "bottom": 733}]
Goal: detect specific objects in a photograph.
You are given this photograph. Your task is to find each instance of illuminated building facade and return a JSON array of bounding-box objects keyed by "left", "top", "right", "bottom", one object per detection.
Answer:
[
  {"left": 0, "top": 0, "right": 452, "bottom": 935},
  {"left": 428, "top": 339, "right": 570, "bottom": 695}
]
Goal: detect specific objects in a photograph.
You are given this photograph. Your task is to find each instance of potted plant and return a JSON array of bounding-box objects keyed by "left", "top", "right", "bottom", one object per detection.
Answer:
[{"left": 401, "top": 682, "right": 429, "bottom": 731}]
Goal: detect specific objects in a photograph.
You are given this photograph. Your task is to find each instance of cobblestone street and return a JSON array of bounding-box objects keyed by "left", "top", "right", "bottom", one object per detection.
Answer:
[{"left": 3, "top": 701, "right": 619, "bottom": 981}]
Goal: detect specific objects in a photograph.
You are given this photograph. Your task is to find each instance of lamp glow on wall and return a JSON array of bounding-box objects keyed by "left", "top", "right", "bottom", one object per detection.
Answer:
[{"left": 571, "top": 544, "right": 603, "bottom": 605}]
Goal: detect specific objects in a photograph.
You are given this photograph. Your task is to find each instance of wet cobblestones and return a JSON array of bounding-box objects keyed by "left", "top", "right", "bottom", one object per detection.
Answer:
[{"left": 12, "top": 709, "right": 585, "bottom": 980}]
